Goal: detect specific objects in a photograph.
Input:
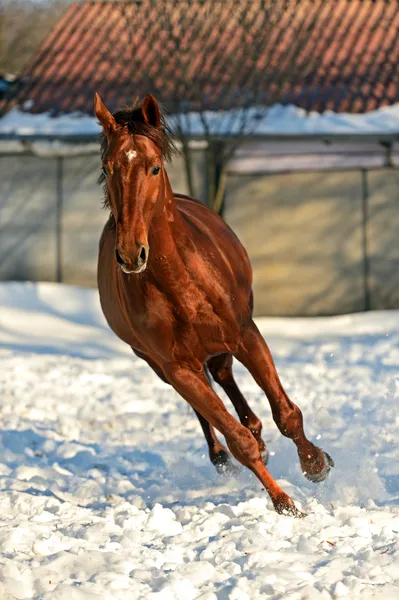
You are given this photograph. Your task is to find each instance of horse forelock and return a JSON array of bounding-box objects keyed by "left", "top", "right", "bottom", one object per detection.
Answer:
[{"left": 98, "top": 98, "right": 177, "bottom": 210}]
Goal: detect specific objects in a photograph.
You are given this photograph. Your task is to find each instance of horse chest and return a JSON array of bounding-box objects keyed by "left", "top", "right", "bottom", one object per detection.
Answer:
[
  {"left": 104, "top": 268, "right": 239, "bottom": 361},
  {"left": 142, "top": 284, "right": 239, "bottom": 358}
]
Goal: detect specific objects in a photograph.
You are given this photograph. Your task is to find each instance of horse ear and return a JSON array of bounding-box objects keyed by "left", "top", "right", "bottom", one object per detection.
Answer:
[
  {"left": 94, "top": 93, "right": 116, "bottom": 134},
  {"left": 142, "top": 94, "right": 161, "bottom": 128}
]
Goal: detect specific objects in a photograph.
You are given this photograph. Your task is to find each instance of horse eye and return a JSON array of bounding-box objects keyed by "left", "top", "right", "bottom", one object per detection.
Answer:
[
  {"left": 151, "top": 166, "right": 161, "bottom": 176},
  {"left": 102, "top": 166, "right": 109, "bottom": 177}
]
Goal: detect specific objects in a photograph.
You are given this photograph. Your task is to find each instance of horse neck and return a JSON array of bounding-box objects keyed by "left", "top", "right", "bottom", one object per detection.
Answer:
[{"left": 147, "top": 173, "right": 191, "bottom": 284}]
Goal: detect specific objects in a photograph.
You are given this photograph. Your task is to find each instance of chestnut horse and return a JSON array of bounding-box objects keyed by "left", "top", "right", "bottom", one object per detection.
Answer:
[{"left": 95, "top": 93, "right": 333, "bottom": 517}]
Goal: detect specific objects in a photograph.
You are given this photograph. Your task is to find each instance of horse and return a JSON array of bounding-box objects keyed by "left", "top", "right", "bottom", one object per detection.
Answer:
[{"left": 95, "top": 92, "right": 334, "bottom": 517}]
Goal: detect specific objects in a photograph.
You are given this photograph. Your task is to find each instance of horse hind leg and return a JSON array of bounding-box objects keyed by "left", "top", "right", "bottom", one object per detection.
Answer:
[
  {"left": 234, "top": 324, "right": 334, "bottom": 483},
  {"left": 207, "top": 354, "right": 269, "bottom": 464},
  {"left": 194, "top": 409, "right": 237, "bottom": 476}
]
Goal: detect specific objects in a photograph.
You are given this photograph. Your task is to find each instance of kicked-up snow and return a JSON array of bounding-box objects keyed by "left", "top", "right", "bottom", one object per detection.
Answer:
[{"left": 0, "top": 282, "right": 398, "bottom": 599}]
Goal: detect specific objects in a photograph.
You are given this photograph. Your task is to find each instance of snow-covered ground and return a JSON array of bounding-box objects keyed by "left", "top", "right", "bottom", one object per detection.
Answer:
[{"left": 0, "top": 282, "right": 398, "bottom": 600}]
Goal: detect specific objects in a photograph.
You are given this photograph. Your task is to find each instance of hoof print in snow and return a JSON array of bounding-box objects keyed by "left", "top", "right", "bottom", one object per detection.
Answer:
[
  {"left": 212, "top": 450, "right": 239, "bottom": 477},
  {"left": 303, "top": 450, "right": 334, "bottom": 483}
]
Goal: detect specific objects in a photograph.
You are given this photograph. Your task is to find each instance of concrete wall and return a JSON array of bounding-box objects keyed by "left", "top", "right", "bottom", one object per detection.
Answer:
[
  {"left": 61, "top": 155, "right": 105, "bottom": 286},
  {"left": 0, "top": 155, "right": 58, "bottom": 281},
  {"left": 367, "top": 170, "right": 399, "bottom": 310},
  {"left": 1, "top": 148, "right": 398, "bottom": 316},
  {"left": 224, "top": 169, "right": 399, "bottom": 316},
  {"left": 0, "top": 150, "right": 206, "bottom": 287}
]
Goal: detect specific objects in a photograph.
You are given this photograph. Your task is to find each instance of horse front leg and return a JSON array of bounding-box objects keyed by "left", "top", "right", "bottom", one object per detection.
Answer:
[
  {"left": 132, "top": 348, "right": 234, "bottom": 474},
  {"left": 234, "top": 323, "right": 334, "bottom": 482},
  {"left": 163, "top": 363, "right": 305, "bottom": 517},
  {"left": 207, "top": 353, "right": 269, "bottom": 464}
]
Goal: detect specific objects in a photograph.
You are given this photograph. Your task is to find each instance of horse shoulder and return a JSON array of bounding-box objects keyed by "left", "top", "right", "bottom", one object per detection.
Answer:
[{"left": 175, "top": 196, "right": 252, "bottom": 287}]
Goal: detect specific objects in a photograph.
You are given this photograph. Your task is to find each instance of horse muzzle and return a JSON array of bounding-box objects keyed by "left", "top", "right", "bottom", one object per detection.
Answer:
[{"left": 115, "top": 245, "right": 149, "bottom": 274}]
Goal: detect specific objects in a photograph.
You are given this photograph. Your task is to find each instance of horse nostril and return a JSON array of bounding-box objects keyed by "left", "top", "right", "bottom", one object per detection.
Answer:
[
  {"left": 139, "top": 245, "right": 148, "bottom": 264},
  {"left": 115, "top": 248, "right": 124, "bottom": 266}
]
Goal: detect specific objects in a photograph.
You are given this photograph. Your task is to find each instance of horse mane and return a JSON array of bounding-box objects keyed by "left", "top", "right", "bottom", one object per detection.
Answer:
[{"left": 99, "top": 97, "right": 177, "bottom": 209}]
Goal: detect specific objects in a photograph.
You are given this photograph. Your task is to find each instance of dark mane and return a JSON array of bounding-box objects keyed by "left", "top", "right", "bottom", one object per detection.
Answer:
[{"left": 99, "top": 97, "right": 177, "bottom": 208}]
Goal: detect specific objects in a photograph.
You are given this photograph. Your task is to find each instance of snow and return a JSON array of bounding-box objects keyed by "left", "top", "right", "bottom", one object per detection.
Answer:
[
  {"left": 168, "top": 103, "right": 399, "bottom": 136},
  {"left": 1, "top": 281, "right": 399, "bottom": 599},
  {"left": 1, "top": 103, "right": 399, "bottom": 140},
  {"left": 0, "top": 110, "right": 101, "bottom": 137}
]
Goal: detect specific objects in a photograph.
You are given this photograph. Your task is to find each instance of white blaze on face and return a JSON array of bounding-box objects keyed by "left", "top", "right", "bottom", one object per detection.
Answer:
[{"left": 126, "top": 150, "right": 137, "bottom": 162}]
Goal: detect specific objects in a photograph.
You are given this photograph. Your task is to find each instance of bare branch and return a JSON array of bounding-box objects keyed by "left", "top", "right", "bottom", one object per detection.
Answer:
[{"left": 0, "top": 1, "right": 73, "bottom": 75}]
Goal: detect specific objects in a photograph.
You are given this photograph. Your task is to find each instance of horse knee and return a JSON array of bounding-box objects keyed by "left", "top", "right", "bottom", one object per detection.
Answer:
[{"left": 225, "top": 427, "right": 261, "bottom": 468}]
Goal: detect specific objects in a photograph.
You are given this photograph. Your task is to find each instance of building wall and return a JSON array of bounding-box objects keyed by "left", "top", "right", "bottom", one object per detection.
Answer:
[
  {"left": 367, "top": 170, "right": 399, "bottom": 310},
  {"left": 0, "top": 149, "right": 206, "bottom": 286},
  {"left": 0, "top": 155, "right": 58, "bottom": 282},
  {"left": 0, "top": 148, "right": 398, "bottom": 316},
  {"left": 224, "top": 169, "right": 399, "bottom": 316}
]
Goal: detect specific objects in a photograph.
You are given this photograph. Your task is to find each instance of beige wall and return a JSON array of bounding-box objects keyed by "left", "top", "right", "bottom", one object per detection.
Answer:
[
  {"left": 1, "top": 149, "right": 398, "bottom": 317},
  {"left": 0, "top": 155, "right": 58, "bottom": 281},
  {"left": 224, "top": 169, "right": 399, "bottom": 316},
  {"left": 0, "top": 150, "right": 204, "bottom": 286},
  {"left": 367, "top": 170, "right": 399, "bottom": 310},
  {"left": 61, "top": 155, "right": 105, "bottom": 286}
]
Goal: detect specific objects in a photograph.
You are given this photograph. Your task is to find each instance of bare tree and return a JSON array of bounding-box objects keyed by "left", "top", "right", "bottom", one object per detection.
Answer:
[
  {"left": 143, "top": 0, "right": 323, "bottom": 213},
  {"left": 0, "top": 0, "right": 72, "bottom": 76},
  {"left": 146, "top": 0, "right": 281, "bottom": 212},
  {"left": 1, "top": 0, "right": 323, "bottom": 214}
]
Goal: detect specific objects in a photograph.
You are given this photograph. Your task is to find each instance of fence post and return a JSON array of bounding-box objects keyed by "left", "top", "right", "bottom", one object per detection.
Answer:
[
  {"left": 361, "top": 169, "right": 370, "bottom": 311},
  {"left": 56, "top": 156, "right": 63, "bottom": 283}
]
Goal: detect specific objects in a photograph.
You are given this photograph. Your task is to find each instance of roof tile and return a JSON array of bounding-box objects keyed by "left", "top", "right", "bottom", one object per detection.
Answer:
[{"left": 3, "top": 0, "right": 399, "bottom": 116}]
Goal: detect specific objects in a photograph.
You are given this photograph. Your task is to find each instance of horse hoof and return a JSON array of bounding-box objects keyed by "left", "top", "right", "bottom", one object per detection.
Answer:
[
  {"left": 303, "top": 450, "right": 334, "bottom": 483},
  {"left": 212, "top": 450, "right": 239, "bottom": 477},
  {"left": 279, "top": 505, "right": 307, "bottom": 519},
  {"left": 273, "top": 494, "right": 307, "bottom": 518}
]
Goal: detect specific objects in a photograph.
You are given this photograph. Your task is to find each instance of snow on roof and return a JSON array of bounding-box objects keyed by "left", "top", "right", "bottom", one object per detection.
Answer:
[
  {"left": 169, "top": 103, "right": 399, "bottom": 136},
  {"left": 1, "top": 103, "right": 399, "bottom": 142},
  {"left": 0, "top": 109, "right": 101, "bottom": 137}
]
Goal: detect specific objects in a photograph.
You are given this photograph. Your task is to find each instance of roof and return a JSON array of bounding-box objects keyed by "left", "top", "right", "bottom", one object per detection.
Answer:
[{"left": 2, "top": 0, "right": 399, "bottom": 117}]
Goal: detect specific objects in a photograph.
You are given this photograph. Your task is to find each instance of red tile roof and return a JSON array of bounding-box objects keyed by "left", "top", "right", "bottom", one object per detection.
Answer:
[{"left": 3, "top": 0, "right": 399, "bottom": 116}]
